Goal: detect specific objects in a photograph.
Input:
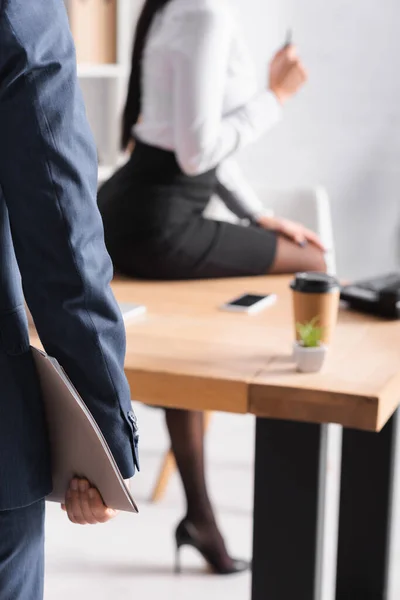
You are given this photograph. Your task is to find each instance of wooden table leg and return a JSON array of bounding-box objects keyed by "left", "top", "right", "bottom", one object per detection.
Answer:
[
  {"left": 336, "top": 411, "right": 399, "bottom": 600},
  {"left": 150, "top": 448, "right": 176, "bottom": 503},
  {"left": 252, "top": 418, "right": 329, "bottom": 600}
]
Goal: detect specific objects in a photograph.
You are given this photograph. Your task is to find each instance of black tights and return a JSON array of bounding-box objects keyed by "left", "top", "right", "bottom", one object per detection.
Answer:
[{"left": 165, "top": 408, "right": 232, "bottom": 569}]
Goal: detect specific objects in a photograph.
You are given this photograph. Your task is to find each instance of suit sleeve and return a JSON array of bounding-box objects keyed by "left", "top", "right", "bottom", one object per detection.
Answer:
[{"left": 0, "top": 0, "right": 138, "bottom": 478}]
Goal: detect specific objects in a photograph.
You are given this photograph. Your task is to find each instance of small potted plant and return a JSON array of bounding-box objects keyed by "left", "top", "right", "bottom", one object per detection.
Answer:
[{"left": 294, "top": 317, "right": 327, "bottom": 373}]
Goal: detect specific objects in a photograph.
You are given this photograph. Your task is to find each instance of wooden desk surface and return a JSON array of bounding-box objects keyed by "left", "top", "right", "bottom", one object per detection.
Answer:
[
  {"left": 113, "top": 276, "right": 400, "bottom": 432},
  {"left": 29, "top": 276, "right": 400, "bottom": 432},
  {"left": 115, "top": 277, "right": 274, "bottom": 415}
]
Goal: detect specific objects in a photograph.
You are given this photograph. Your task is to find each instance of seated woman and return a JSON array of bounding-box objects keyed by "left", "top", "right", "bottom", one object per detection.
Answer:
[{"left": 98, "top": 0, "right": 326, "bottom": 576}]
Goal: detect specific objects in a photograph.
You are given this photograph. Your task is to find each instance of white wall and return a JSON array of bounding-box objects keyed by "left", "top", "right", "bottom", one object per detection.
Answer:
[{"left": 233, "top": 0, "right": 400, "bottom": 279}]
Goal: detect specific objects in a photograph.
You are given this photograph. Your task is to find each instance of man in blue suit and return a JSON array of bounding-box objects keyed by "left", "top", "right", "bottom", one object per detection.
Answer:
[{"left": 0, "top": 1, "right": 139, "bottom": 598}]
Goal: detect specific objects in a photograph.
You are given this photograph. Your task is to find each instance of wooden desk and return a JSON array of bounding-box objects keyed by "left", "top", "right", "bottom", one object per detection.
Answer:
[
  {"left": 114, "top": 276, "right": 400, "bottom": 600},
  {"left": 32, "top": 276, "right": 400, "bottom": 599},
  {"left": 114, "top": 275, "right": 400, "bottom": 432}
]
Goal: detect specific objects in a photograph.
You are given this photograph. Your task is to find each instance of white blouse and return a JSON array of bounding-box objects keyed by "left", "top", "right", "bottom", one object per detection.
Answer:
[{"left": 134, "top": 0, "right": 282, "bottom": 220}]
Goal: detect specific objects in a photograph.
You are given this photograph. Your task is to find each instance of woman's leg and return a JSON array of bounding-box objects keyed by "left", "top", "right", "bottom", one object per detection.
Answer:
[
  {"left": 165, "top": 408, "right": 238, "bottom": 571},
  {"left": 269, "top": 235, "right": 327, "bottom": 274}
]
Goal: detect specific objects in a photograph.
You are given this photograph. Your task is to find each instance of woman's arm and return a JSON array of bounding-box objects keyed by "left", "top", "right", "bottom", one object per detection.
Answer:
[
  {"left": 215, "top": 158, "right": 273, "bottom": 221},
  {"left": 171, "top": 5, "right": 282, "bottom": 176}
]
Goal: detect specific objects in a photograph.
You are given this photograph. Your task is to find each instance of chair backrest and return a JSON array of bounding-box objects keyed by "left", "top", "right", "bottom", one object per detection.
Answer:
[{"left": 205, "top": 186, "right": 336, "bottom": 274}]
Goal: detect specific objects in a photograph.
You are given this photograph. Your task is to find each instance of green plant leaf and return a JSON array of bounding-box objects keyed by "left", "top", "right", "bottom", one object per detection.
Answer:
[{"left": 296, "top": 318, "right": 324, "bottom": 348}]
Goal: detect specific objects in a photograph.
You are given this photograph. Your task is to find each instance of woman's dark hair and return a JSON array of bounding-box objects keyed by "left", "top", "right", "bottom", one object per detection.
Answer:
[{"left": 121, "top": 0, "right": 172, "bottom": 150}]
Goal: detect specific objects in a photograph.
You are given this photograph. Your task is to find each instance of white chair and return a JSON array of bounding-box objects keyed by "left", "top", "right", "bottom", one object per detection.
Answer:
[{"left": 150, "top": 186, "right": 336, "bottom": 502}]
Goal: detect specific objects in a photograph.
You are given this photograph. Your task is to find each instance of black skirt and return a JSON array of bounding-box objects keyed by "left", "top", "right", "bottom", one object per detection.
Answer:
[{"left": 98, "top": 141, "right": 277, "bottom": 280}]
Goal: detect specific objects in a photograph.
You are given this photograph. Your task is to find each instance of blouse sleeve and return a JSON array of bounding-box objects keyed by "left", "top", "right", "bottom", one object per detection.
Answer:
[
  {"left": 215, "top": 157, "right": 274, "bottom": 220},
  {"left": 170, "top": 5, "right": 282, "bottom": 176}
]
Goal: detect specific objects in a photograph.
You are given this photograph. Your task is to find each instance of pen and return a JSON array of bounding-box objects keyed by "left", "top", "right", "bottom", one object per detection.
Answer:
[{"left": 285, "top": 28, "right": 293, "bottom": 47}]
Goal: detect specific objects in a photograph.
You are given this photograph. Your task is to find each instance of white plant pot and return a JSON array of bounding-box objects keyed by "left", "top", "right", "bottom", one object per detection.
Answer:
[{"left": 293, "top": 342, "right": 327, "bottom": 373}]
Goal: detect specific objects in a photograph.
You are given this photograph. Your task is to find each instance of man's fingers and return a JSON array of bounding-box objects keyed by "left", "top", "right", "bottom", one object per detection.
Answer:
[
  {"left": 70, "top": 490, "right": 87, "bottom": 525},
  {"left": 88, "top": 487, "right": 118, "bottom": 523},
  {"left": 79, "top": 480, "right": 98, "bottom": 525},
  {"left": 65, "top": 493, "right": 78, "bottom": 524},
  {"left": 67, "top": 480, "right": 87, "bottom": 525},
  {"left": 63, "top": 478, "right": 119, "bottom": 525}
]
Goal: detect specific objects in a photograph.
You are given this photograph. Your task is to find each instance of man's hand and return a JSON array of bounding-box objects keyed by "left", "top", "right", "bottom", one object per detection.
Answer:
[{"left": 61, "top": 478, "right": 119, "bottom": 525}]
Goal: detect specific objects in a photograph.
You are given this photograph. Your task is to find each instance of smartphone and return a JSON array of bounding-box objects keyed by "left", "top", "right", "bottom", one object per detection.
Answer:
[{"left": 219, "top": 293, "right": 277, "bottom": 314}]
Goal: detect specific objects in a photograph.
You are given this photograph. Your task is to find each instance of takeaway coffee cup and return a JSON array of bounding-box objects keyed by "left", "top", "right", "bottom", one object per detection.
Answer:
[{"left": 290, "top": 272, "right": 341, "bottom": 345}]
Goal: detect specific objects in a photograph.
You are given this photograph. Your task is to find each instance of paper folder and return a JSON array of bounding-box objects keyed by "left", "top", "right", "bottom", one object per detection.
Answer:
[{"left": 31, "top": 346, "right": 138, "bottom": 513}]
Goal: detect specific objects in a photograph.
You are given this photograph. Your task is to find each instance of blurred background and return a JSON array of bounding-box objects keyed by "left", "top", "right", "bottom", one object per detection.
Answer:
[{"left": 67, "top": 0, "right": 400, "bottom": 280}]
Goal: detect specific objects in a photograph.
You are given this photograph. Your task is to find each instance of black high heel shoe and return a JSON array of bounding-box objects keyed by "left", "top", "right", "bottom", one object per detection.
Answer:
[{"left": 174, "top": 518, "right": 250, "bottom": 575}]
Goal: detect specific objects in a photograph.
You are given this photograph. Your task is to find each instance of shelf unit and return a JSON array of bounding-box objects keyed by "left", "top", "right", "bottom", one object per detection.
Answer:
[{"left": 64, "top": 0, "right": 142, "bottom": 184}]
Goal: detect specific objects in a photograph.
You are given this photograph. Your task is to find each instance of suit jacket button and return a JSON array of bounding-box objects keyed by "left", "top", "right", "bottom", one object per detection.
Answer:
[{"left": 127, "top": 410, "right": 138, "bottom": 431}]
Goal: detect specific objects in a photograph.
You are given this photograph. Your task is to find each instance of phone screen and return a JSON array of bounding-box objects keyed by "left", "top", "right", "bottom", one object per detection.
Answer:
[{"left": 228, "top": 294, "right": 268, "bottom": 307}]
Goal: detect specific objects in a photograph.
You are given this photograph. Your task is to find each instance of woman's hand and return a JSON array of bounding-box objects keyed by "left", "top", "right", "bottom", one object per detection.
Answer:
[
  {"left": 257, "top": 215, "right": 325, "bottom": 250},
  {"left": 61, "top": 478, "right": 119, "bottom": 525},
  {"left": 269, "top": 45, "right": 307, "bottom": 105}
]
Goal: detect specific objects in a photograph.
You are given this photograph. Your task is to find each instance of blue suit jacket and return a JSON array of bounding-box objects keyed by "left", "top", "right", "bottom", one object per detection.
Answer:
[{"left": 0, "top": 0, "right": 138, "bottom": 511}]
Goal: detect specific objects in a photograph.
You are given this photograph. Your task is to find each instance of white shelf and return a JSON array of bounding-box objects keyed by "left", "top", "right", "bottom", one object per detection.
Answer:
[
  {"left": 77, "top": 63, "right": 127, "bottom": 79},
  {"left": 74, "top": 0, "right": 137, "bottom": 185}
]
